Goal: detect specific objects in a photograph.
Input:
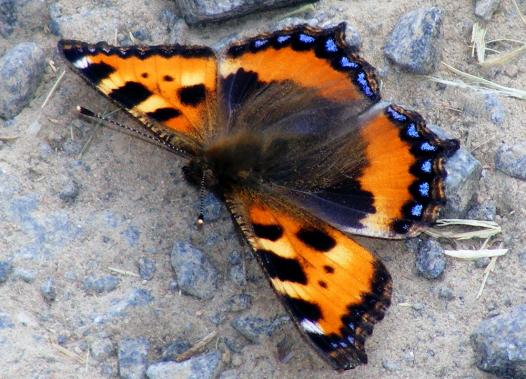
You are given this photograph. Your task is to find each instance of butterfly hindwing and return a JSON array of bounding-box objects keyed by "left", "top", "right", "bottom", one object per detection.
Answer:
[
  {"left": 219, "top": 23, "right": 380, "bottom": 120},
  {"left": 227, "top": 194, "right": 392, "bottom": 369},
  {"left": 280, "top": 103, "right": 459, "bottom": 239},
  {"left": 58, "top": 40, "right": 218, "bottom": 151}
]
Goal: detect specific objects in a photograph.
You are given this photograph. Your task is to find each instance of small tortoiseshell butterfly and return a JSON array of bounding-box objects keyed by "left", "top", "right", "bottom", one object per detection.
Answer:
[{"left": 58, "top": 23, "right": 459, "bottom": 370}]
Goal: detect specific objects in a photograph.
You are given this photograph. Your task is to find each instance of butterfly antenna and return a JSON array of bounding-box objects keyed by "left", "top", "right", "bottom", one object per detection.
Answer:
[
  {"left": 197, "top": 170, "right": 206, "bottom": 227},
  {"left": 76, "top": 106, "right": 187, "bottom": 156}
]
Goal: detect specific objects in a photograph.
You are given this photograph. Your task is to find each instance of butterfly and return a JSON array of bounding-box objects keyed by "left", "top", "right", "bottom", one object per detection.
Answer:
[{"left": 58, "top": 23, "right": 459, "bottom": 370}]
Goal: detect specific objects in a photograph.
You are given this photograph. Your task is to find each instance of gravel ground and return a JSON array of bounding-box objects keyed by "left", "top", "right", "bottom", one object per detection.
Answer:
[{"left": 1, "top": 0, "right": 526, "bottom": 378}]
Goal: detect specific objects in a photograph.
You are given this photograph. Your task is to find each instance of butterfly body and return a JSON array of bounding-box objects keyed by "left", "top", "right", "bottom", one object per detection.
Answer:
[{"left": 58, "top": 22, "right": 459, "bottom": 370}]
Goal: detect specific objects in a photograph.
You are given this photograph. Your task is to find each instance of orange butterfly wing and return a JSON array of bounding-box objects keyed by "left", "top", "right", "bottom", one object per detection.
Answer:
[
  {"left": 219, "top": 23, "right": 380, "bottom": 116},
  {"left": 227, "top": 194, "right": 391, "bottom": 369},
  {"left": 58, "top": 40, "right": 217, "bottom": 151}
]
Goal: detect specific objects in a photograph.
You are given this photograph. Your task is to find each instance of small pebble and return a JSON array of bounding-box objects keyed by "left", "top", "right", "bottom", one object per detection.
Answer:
[
  {"left": 0, "top": 311, "right": 14, "bottom": 329},
  {"left": 13, "top": 267, "right": 36, "bottom": 283},
  {"left": 466, "top": 200, "right": 496, "bottom": 221},
  {"left": 90, "top": 337, "right": 115, "bottom": 361},
  {"left": 41, "top": 278, "right": 57, "bottom": 303},
  {"left": 118, "top": 337, "right": 149, "bottom": 379},
  {"left": 0, "top": 261, "right": 13, "bottom": 283},
  {"left": 474, "top": 0, "right": 501, "bottom": 21},
  {"left": 438, "top": 287, "right": 455, "bottom": 301},
  {"left": 147, "top": 351, "right": 221, "bottom": 379},
  {"left": 83, "top": 275, "right": 120, "bottom": 294},
  {"left": 0, "top": 42, "right": 46, "bottom": 119},
  {"left": 382, "top": 359, "right": 401, "bottom": 371},
  {"left": 474, "top": 257, "right": 491, "bottom": 269},
  {"left": 231, "top": 316, "right": 275, "bottom": 343},
  {"left": 225, "top": 293, "right": 253, "bottom": 313},
  {"left": 161, "top": 339, "right": 191, "bottom": 361},
  {"left": 495, "top": 142, "right": 526, "bottom": 181},
  {"left": 0, "top": 0, "right": 16, "bottom": 37},
  {"left": 170, "top": 241, "right": 218, "bottom": 300},
  {"left": 471, "top": 304, "right": 526, "bottom": 378},
  {"left": 384, "top": 7, "right": 443, "bottom": 74},
  {"left": 415, "top": 239, "right": 446, "bottom": 279},
  {"left": 58, "top": 179, "right": 80, "bottom": 203},
  {"left": 484, "top": 93, "right": 505, "bottom": 126},
  {"left": 137, "top": 257, "right": 156, "bottom": 281}
]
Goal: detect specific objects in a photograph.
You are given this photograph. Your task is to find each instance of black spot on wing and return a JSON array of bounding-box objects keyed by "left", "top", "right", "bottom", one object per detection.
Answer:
[
  {"left": 178, "top": 84, "right": 206, "bottom": 106},
  {"left": 147, "top": 107, "right": 181, "bottom": 122},
  {"left": 323, "top": 265, "right": 334, "bottom": 274},
  {"left": 256, "top": 249, "right": 307, "bottom": 284},
  {"left": 221, "top": 68, "right": 265, "bottom": 113},
  {"left": 253, "top": 223, "right": 283, "bottom": 241},
  {"left": 82, "top": 62, "right": 115, "bottom": 85},
  {"left": 109, "top": 81, "right": 151, "bottom": 109},
  {"left": 296, "top": 228, "right": 336, "bottom": 252},
  {"left": 163, "top": 75, "right": 174, "bottom": 82},
  {"left": 282, "top": 295, "right": 322, "bottom": 321}
]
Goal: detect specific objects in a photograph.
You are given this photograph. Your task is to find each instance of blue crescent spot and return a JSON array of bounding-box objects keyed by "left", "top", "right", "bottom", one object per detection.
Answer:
[
  {"left": 420, "top": 142, "right": 437, "bottom": 152},
  {"left": 325, "top": 38, "right": 338, "bottom": 52},
  {"left": 387, "top": 107, "right": 407, "bottom": 122},
  {"left": 299, "top": 33, "right": 315, "bottom": 44},
  {"left": 276, "top": 35, "right": 291, "bottom": 44},
  {"left": 411, "top": 203, "right": 423, "bottom": 217},
  {"left": 406, "top": 124, "right": 420, "bottom": 138},
  {"left": 419, "top": 182, "right": 430, "bottom": 197},
  {"left": 340, "top": 56, "right": 358, "bottom": 68},
  {"left": 357, "top": 72, "right": 374, "bottom": 98},
  {"left": 253, "top": 39, "right": 268, "bottom": 48},
  {"left": 421, "top": 160, "right": 432, "bottom": 173}
]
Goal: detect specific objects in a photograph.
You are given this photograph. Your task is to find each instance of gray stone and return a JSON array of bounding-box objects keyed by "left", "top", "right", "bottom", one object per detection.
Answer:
[
  {"left": 474, "top": 0, "right": 501, "bottom": 21},
  {"left": 0, "top": 0, "right": 16, "bottom": 37},
  {"left": 467, "top": 200, "right": 496, "bottom": 221},
  {"left": 225, "top": 293, "right": 253, "bottom": 313},
  {"left": 59, "top": 179, "right": 80, "bottom": 204},
  {"left": 175, "top": 0, "right": 317, "bottom": 25},
  {"left": 161, "top": 339, "right": 191, "bottom": 361},
  {"left": 90, "top": 337, "right": 115, "bottom": 361},
  {"left": 428, "top": 125, "right": 482, "bottom": 217},
  {"left": 0, "top": 42, "right": 46, "bottom": 119},
  {"left": 415, "top": 239, "right": 446, "bottom": 279},
  {"left": 202, "top": 192, "right": 224, "bottom": 222},
  {"left": 484, "top": 93, "right": 506, "bottom": 126},
  {"left": 146, "top": 351, "right": 221, "bottom": 379},
  {"left": 231, "top": 316, "right": 276, "bottom": 343},
  {"left": 474, "top": 257, "right": 491, "bottom": 269},
  {"left": 170, "top": 241, "right": 218, "bottom": 300},
  {"left": 137, "top": 257, "right": 156, "bottom": 281},
  {"left": 122, "top": 225, "right": 141, "bottom": 247},
  {"left": 41, "top": 278, "right": 57, "bottom": 302},
  {"left": 118, "top": 338, "right": 149, "bottom": 379},
  {"left": 382, "top": 359, "right": 401, "bottom": 371},
  {"left": 438, "top": 287, "right": 455, "bottom": 301},
  {"left": 0, "top": 261, "right": 13, "bottom": 283},
  {"left": 384, "top": 7, "right": 443, "bottom": 74},
  {"left": 83, "top": 275, "right": 120, "bottom": 295},
  {"left": 471, "top": 304, "right": 526, "bottom": 378},
  {"left": 0, "top": 311, "right": 14, "bottom": 329},
  {"left": 495, "top": 142, "right": 526, "bottom": 180},
  {"left": 109, "top": 288, "right": 153, "bottom": 318},
  {"left": 13, "top": 267, "right": 36, "bottom": 283}
]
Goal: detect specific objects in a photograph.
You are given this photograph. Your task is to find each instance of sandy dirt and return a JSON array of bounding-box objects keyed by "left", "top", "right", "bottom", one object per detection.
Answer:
[{"left": 1, "top": 0, "right": 525, "bottom": 378}]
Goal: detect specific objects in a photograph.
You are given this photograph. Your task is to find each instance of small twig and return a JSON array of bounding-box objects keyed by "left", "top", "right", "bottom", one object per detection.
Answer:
[
  {"left": 425, "top": 219, "right": 502, "bottom": 240},
  {"left": 175, "top": 331, "right": 217, "bottom": 362},
  {"left": 481, "top": 44, "right": 526, "bottom": 66},
  {"left": 51, "top": 342, "right": 85, "bottom": 364},
  {"left": 0, "top": 135, "right": 20, "bottom": 141}
]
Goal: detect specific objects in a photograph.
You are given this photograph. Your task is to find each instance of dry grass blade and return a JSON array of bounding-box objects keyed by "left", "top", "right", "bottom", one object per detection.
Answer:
[
  {"left": 429, "top": 63, "right": 526, "bottom": 100},
  {"left": 108, "top": 266, "right": 140, "bottom": 277},
  {"left": 41, "top": 70, "right": 66, "bottom": 110},
  {"left": 481, "top": 43, "right": 526, "bottom": 66},
  {"left": 477, "top": 256, "right": 498, "bottom": 299},
  {"left": 425, "top": 218, "right": 502, "bottom": 240},
  {"left": 176, "top": 331, "right": 217, "bottom": 362},
  {"left": 0, "top": 135, "right": 19, "bottom": 141},
  {"left": 51, "top": 342, "right": 85, "bottom": 364},
  {"left": 471, "top": 23, "right": 487, "bottom": 63},
  {"left": 511, "top": 0, "right": 526, "bottom": 25},
  {"left": 444, "top": 248, "right": 508, "bottom": 259}
]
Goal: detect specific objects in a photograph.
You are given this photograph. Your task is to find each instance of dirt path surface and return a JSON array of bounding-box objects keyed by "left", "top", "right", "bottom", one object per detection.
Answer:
[{"left": 1, "top": 0, "right": 525, "bottom": 378}]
